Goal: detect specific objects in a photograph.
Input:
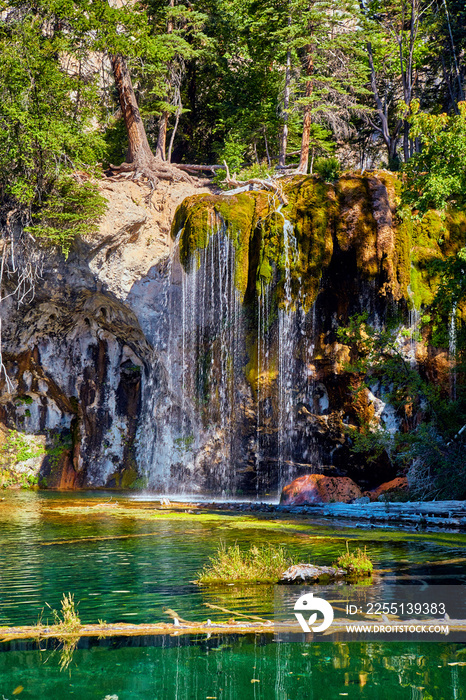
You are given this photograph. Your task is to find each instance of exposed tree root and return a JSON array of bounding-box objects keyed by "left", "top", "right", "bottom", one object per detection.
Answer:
[
  {"left": 107, "top": 157, "right": 197, "bottom": 186},
  {"left": 105, "top": 159, "right": 219, "bottom": 203}
]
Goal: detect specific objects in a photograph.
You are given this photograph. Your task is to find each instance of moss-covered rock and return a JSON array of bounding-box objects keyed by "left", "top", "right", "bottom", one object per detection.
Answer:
[
  {"left": 172, "top": 173, "right": 418, "bottom": 313},
  {"left": 172, "top": 191, "right": 269, "bottom": 301},
  {"left": 399, "top": 208, "right": 466, "bottom": 311}
]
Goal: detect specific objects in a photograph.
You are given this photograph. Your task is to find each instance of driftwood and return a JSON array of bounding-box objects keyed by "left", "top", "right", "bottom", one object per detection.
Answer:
[
  {"left": 204, "top": 603, "right": 270, "bottom": 623},
  {"left": 0, "top": 619, "right": 274, "bottom": 643},
  {"left": 279, "top": 500, "right": 466, "bottom": 530},
  {"left": 3, "top": 616, "right": 465, "bottom": 642},
  {"left": 176, "top": 164, "right": 224, "bottom": 174},
  {"left": 278, "top": 564, "right": 346, "bottom": 584}
]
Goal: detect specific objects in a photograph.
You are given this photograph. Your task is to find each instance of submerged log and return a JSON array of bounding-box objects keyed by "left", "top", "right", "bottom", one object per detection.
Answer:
[{"left": 0, "top": 619, "right": 274, "bottom": 642}]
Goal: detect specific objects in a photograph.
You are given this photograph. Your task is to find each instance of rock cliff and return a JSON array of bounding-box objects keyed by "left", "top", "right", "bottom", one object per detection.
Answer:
[{"left": 0, "top": 174, "right": 464, "bottom": 494}]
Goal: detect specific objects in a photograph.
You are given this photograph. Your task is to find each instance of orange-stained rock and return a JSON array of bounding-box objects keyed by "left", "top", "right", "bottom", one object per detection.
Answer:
[
  {"left": 57, "top": 451, "right": 79, "bottom": 490},
  {"left": 368, "top": 476, "right": 408, "bottom": 501},
  {"left": 280, "top": 474, "right": 363, "bottom": 505}
]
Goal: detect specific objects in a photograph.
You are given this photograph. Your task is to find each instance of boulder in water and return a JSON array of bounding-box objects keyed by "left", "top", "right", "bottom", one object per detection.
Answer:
[{"left": 280, "top": 474, "right": 363, "bottom": 505}]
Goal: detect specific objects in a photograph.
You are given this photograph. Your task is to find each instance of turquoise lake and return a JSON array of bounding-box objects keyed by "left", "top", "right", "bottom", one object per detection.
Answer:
[{"left": 1, "top": 491, "right": 466, "bottom": 698}]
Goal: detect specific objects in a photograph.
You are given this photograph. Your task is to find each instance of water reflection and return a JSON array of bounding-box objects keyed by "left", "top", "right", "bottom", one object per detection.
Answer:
[
  {"left": 0, "top": 635, "right": 464, "bottom": 699},
  {"left": 1, "top": 490, "right": 466, "bottom": 629}
]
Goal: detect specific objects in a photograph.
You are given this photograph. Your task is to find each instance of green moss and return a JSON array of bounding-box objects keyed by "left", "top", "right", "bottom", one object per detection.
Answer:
[
  {"left": 172, "top": 194, "right": 212, "bottom": 267},
  {"left": 269, "top": 176, "right": 335, "bottom": 311},
  {"left": 15, "top": 395, "right": 33, "bottom": 405},
  {"left": 45, "top": 432, "right": 73, "bottom": 469},
  {"left": 258, "top": 256, "right": 273, "bottom": 285},
  {"left": 118, "top": 467, "right": 138, "bottom": 489},
  {"left": 172, "top": 178, "right": 336, "bottom": 310},
  {"left": 407, "top": 208, "right": 466, "bottom": 310},
  {"left": 172, "top": 174, "right": 466, "bottom": 365},
  {"left": 172, "top": 192, "right": 265, "bottom": 301},
  {"left": 215, "top": 193, "right": 264, "bottom": 299},
  {"left": 394, "top": 217, "right": 412, "bottom": 302},
  {"left": 244, "top": 329, "right": 278, "bottom": 399}
]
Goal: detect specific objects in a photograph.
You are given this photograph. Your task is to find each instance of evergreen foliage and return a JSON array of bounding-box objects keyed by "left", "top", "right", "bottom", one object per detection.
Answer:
[
  {"left": 0, "top": 4, "right": 107, "bottom": 206},
  {"left": 25, "top": 176, "right": 108, "bottom": 257}
]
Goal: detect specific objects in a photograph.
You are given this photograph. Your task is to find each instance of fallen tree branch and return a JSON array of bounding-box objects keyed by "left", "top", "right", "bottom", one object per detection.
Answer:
[
  {"left": 176, "top": 164, "right": 225, "bottom": 174},
  {"left": 222, "top": 161, "right": 288, "bottom": 205}
]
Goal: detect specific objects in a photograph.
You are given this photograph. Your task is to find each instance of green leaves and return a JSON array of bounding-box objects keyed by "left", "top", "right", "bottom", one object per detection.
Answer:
[
  {"left": 402, "top": 101, "right": 466, "bottom": 212},
  {"left": 338, "top": 311, "right": 466, "bottom": 499},
  {"left": 0, "top": 8, "right": 107, "bottom": 206}
]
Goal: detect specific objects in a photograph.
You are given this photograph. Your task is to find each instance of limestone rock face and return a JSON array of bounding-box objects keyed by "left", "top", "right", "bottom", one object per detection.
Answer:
[
  {"left": 0, "top": 179, "right": 208, "bottom": 489},
  {"left": 1, "top": 290, "right": 151, "bottom": 487},
  {"left": 280, "top": 474, "right": 363, "bottom": 505},
  {"left": 0, "top": 173, "right": 463, "bottom": 493}
]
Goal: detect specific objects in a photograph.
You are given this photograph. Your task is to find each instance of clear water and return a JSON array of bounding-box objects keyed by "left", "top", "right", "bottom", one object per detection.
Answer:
[
  {"left": 1, "top": 491, "right": 466, "bottom": 698},
  {"left": 2, "top": 491, "right": 466, "bottom": 627},
  {"left": 1, "top": 636, "right": 465, "bottom": 699}
]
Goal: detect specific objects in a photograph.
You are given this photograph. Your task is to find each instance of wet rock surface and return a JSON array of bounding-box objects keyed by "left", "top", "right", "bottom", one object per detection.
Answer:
[
  {"left": 1, "top": 174, "right": 464, "bottom": 492},
  {"left": 1, "top": 289, "right": 151, "bottom": 487},
  {"left": 367, "top": 476, "right": 409, "bottom": 501}
]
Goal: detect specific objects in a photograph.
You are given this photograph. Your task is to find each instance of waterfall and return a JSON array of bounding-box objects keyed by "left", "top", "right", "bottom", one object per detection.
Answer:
[
  {"left": 138, "top": 198, "right": 329, "bottom": 496},
  {"left": 277, "top": 214, "right": 299, "bottom": 489},
  {"left": 449, "top": 301, "right": 458, "bottom": 400},
  {"left": 135, "top": 232, "right": 185, "bottom": 491},
  {"left": 159, "top": 213, "right": 244, "bottom": 494},
  {"left": 255, "top": 277, "right": 272, "bottom": 493},
  {"left": 406, "top": 281, "right": 420, "bottom": 367}
]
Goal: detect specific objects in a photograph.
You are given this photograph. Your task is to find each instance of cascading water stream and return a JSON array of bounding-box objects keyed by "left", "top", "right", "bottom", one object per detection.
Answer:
[
  {"left": 170, "top": 212, "right": 244, "bottom": 494},
  {"left": 406, "top": 280, "right": 420, "bottom": 367},
  {"left": 449, "top": 300, "right": 458, "bottom": 400},
  {"left": 277, "top": 211, "right": 299, "bottom": 489},
  {"left": 255, "top": 277, "right": 272, "bottom": 493},
  {"left": 136, "top": 231, "right": 185, "bottom": 491},
  {"left": 139, "top": 197, "right": 327, "bottom": 496}
]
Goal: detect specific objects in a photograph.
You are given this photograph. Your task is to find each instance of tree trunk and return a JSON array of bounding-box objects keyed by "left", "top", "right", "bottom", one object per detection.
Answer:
[
  {"left": 156, "top": 0, "right": 175, "bottom": 161},
  {"left": 366, "top": 42, "right": 401, "bottom": 168},
  {"left": 279, "top": 21, "right": 292, "bottom": 169},
  {"left": 111, "top": 54, "right": 155, "bottom": 168},
  {"left": 156, "top": 115, "right": 168, "bottom": 161},
  {"left": 264, "top": 129, "right": 271, "bottom": 167},
  {"left": 167, "top": 106, "right": 181, "bottom": 163},
  {"left": 109, "top": 54, "right": 194, "bottom": 185},
  {"left": 297, "top": 46, "right": 314, "bottom": 174}
]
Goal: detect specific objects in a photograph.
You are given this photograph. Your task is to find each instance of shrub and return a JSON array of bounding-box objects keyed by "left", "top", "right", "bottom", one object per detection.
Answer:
[
  {"left": 26, "top": 176, "right": 107, "bottom": 258},
  {"left": 402, "top": 100, "right": 466, "bottom": 212},
  {"left": 197, "top": 543, "right": 291, "bottom": 584},
  {"left": 215, "top": 134, "right": 246, "bottom": 175},
  {"left": 335, "top": 542, "right": 373, "bottom": 577},
  {"left": 313, "top": 156, "right": 340, "bottom": 181}
]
